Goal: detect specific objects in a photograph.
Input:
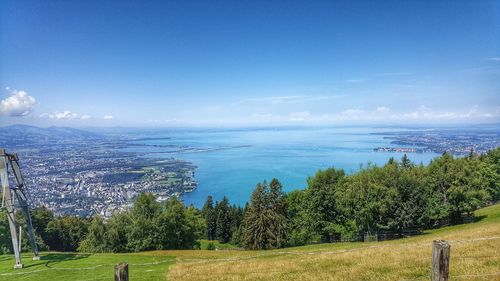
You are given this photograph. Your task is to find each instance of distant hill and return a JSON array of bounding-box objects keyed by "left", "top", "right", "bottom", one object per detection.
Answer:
[{"left": 0, "top": 124, "right": 103, "bottom": 147}]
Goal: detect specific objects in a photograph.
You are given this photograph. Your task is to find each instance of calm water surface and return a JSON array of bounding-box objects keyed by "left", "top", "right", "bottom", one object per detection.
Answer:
[{"left": 124, "top": 127, "right": 439, "bottom": 207}]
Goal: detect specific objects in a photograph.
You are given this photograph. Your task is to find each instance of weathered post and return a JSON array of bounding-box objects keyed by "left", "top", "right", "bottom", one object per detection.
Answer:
[
  {"left": 431, "top": 240, "right": 450, "bottom": 281},
  {"left": 115, "top": 262, "right": 129, "bottom": 281}
]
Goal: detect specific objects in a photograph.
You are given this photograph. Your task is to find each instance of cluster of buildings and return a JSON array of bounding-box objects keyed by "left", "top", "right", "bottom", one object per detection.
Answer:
[
  {"left": 373, "top": 147, "right": 420, "bottom": 153},
  {"left": 377, "top": 130, "right": 499, "bottom": 155},
  {"left": 14, "top": 144, "right": 197, "bottom": 218}
]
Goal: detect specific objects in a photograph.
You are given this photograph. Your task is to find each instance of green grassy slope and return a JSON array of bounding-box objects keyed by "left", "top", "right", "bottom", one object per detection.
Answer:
[
  {"left": 0, "top": 252, "right": 175, "bottom": 281},
  {"left": 167, "top": 204, "right": 500, "bottom": 280},
  {"left": 0, "top": 204, "right": 499, "bottom": 281}
]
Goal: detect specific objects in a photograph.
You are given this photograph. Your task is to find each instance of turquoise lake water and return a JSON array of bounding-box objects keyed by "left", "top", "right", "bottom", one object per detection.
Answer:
[{"left": 126, "top": 127, "right": 439, "bottom": 207}]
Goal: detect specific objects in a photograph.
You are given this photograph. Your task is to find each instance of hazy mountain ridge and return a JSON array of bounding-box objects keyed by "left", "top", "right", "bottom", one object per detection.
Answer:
[{"left": 0, "top": 124, "right": 103, "bottom": 147}]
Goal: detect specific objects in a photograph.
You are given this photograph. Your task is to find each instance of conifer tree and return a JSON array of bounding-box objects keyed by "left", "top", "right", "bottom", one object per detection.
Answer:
[
  {"left": 401, "top": 154, "right": 412, "bottom": 168},
  {"left": 242, "top": 179, "right": 288, "bottom": 249},
  {"left": 202, "top": 196, "right": 217, "bottom": 240},
  {"left": 242, "top": 182, "right": 269, "bottom": 249},
  {"left": 215, "top": 196, "right": 231, "bottom": 243},
  {"left": 268, "top": 179, "right": 287, "bottom": 248}
]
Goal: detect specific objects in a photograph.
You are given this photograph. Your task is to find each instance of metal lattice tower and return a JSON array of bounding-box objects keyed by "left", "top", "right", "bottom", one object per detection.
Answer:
[{"left": 0, "top": 149, "right": 40, "bottom": 268}]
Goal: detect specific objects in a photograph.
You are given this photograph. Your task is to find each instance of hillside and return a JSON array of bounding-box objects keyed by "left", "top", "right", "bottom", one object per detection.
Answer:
[
  {"left": 0, "top": 204, "right": 499, "bottom": 281},
  {"left": 0, "top": 124, "right": 102, "bottom": 147}
]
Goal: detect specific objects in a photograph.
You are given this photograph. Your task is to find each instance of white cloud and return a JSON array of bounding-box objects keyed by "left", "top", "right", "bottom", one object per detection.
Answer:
[
  {"left": 0, "top": 89, "right": 37, "bottom": 117},
  {"left": 147, "top": 118, "right": 182, "bottom": 123},
  {"left": 55, "top": 111, "right": 78, "bottom": 119},
  {"left": 389, "top": 105, "right": 499, "bottom": 121},
  {"left": 103, "top": 115, "right": 114, "bottom": 120},
  {"left": 249, "top": 105, "right": 499, "bottom": 124},
  {"left": 40, "top": 110, "right": 79, "bottom": 120},
  {"left": 80, "top": 115, "right": 92, "bottom": 120},
  {"left": 289, "top": 111, "right": 311, "bottom": 121},
  {"left": 375, "top": 106, "right": 390, "bottom": 113}
]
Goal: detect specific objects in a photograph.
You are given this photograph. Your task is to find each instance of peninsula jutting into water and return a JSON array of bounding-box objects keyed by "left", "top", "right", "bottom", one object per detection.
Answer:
[
  {"left": 1, "top": 0, "right": 499, "bottom": 279},
  {"left": 1, "top": 124, "right": 497, "bottom": 216}
]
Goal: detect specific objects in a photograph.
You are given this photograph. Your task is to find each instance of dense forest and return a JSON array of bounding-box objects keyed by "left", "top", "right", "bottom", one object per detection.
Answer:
[{"left": 0, "top": 148, "right": 498, "bottom": 253}]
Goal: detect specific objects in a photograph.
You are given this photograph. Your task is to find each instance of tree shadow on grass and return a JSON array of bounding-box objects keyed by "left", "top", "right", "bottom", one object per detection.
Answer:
[
  {"left": 0, "top": 255, "right": 13, "bottom": 262},
  {"left": 34, "top": 253, "right": 91, "bottom": 269},
  {"left": 1, "top": 253, "right": 91, "bottom": 269},
  {"left": 44, "top": 253, "right": 90, "bottom": 264},
  {"left": 473, "top": 215, "right": 487, "bottom": 223},
  {"left": 1, "top": 255, "right": 39, "bottom": 268}
]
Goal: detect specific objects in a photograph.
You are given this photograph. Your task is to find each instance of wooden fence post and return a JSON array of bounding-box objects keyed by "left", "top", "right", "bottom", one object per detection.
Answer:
[
  {"left": 431, "top": 240, "right": 450, "bottom": 281},
  {"left": 115, "top": 262, "right": 129, "bottom": 281}
]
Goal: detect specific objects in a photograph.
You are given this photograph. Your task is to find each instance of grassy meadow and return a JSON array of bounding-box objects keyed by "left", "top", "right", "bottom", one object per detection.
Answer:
[
  {"left": 1, "top": 204, "right": 499, "bottom": 281},
  {"left": 0, "top": 253, "right": 175, "bottom": 281}
]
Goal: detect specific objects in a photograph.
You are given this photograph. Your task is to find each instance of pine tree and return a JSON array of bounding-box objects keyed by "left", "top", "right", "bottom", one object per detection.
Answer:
[
  {"left": 242, "top": 182, "right": 269, "bottom": 249},
  {"left": 229, "top": 205, "right": 244, "bottom": 230},
  {"left": 242, "top": 179, "right": 288, "bottom": 250},
  {"left": 215, "top": 196, "right": 231, "bottom": 243},
  {"left": 268, "top": 179, "right": 287, "bottom": 248},
  {"left": 202, "top": 196, "right": 217, "bottom": 240},
  {"left": 388, "top": 157, "right": 396, "bottom": 165},
  {"left": 401, "top": 154, "right": 412, "bottom": 168}
]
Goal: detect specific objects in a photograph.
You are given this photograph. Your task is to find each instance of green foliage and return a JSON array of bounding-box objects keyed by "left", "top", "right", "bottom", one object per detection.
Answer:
[
  {"left": 78, "top": 216, "right": 107, "bottom": 252},
  {"left": 268, "top": 179, "right": 287, "bottom": 248},
  {"left": 0, "top": 209, "right": 11, "bottom": 254},
  {"left": 230, "top": 225, "right": 242, "bottom": 245},
  {"left": 186, "top": 204, "right": 207, "bottom": 242},
  {"left": 484, "top": 148, "right": 500, "bottom": 200},
  {"left": 155, "top": 197, "right": 200, "bottom": 249},
  {"left": 337, "top": 166, "right": 397, "bottom": 233},
  {"left": 401, "top": 154, "right": 412, "bottom": 168},
  {"left": 2, "top": 148, "right": 497, "bottom": 254},
  {"left": 242, "top": 182, "right": 269, "bottom": 249},
  {"left": 127, "top": 193, "right": 161, "bottom": 251},
  {"left": 46, "top": 216, "right": 89, "bottom": 252},
  {"left": 425, "top": 151, "right": 495, "bottom": 225},
  {"left": 303, "top": 168, "right": 346, "bottom": 241},
  {"left": 202, "top": 196, "right": 217, "bottom": 240},
  {"left": 229, "top": 204, "right": 244, "bottom": 242},
  {"left": 206, "top": 242, "right": 216, "bottom": 250},
  {"left": 77, "top": 193, "right": 202, "bottom": 253},
  {"left": 31, "top": 206, "right": 54, "bottom": 241},
  {"left": 285, "top": 190, "right": 315, "bottom": 246},
  {"left": 242, "top": 179, "right": 288, "bottom": 250},
  {"left": 306, "top": 150, "right": 498, "bottom": 237},
  {"left": 104, "top": 212, "right": 132, "bottom": 252},
  {"left": 215, "top": 196, "right": 231, "bottom": 243},
  {"left": 388, "top": 161, "right": 428, "bottom": 230}
]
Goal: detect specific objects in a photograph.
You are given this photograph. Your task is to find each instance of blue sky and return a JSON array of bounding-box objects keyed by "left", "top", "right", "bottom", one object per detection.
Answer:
[{"left": 1, "top": 0, "right": 499, "bottom": 127}]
